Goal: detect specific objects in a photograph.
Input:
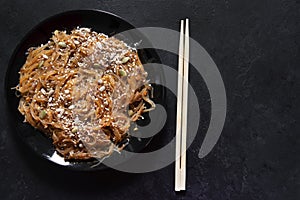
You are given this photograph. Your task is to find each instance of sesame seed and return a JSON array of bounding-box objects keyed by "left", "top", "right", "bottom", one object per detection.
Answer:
[
  {"left": 42, "top": 54, "right": 49, "bottom": 59},
  {"left": 99, "top": 86, "right": 105, "bottom": 92},
  {"left": 68, "top": 105, "right": 75, "bottom": 109},
  {"left": 41, "top": 88, "right": 46, "bottom": 95}
]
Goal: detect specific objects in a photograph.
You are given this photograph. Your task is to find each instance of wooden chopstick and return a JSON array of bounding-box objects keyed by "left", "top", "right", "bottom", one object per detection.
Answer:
[
  {"left": 175, "top": 18, "right": 189, "bottom": 192},
  {"left": 181, "top": 18, "right": 189, "bottom": 191},
  {"left": 175, "top": 19, "right": 184, "bottom": 192}
]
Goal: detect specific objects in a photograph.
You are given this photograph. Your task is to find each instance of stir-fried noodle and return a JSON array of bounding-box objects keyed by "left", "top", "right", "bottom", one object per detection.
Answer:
[{"left": 16, "top": 28, "right": 155, "bottom": 160}]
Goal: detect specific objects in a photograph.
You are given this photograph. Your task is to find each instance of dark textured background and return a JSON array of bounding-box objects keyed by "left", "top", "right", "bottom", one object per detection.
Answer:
[{"left": 0, "top": 0, "right": 299, "bottom": 199}]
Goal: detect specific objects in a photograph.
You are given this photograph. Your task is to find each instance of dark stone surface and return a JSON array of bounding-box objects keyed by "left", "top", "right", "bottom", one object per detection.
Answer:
[{"left": 0, "top": 0, "right": 299, "bottom": 199}]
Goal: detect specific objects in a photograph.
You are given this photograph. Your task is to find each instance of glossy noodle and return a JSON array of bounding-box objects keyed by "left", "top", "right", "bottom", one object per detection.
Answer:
[{"left": 16, "top": 27, "right": 155, "bottom": 160}]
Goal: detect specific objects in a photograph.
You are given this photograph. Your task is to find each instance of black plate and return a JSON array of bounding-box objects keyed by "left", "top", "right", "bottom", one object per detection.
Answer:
[{"left": 5, "top": 10, "right": 165, "bottom": 170}]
